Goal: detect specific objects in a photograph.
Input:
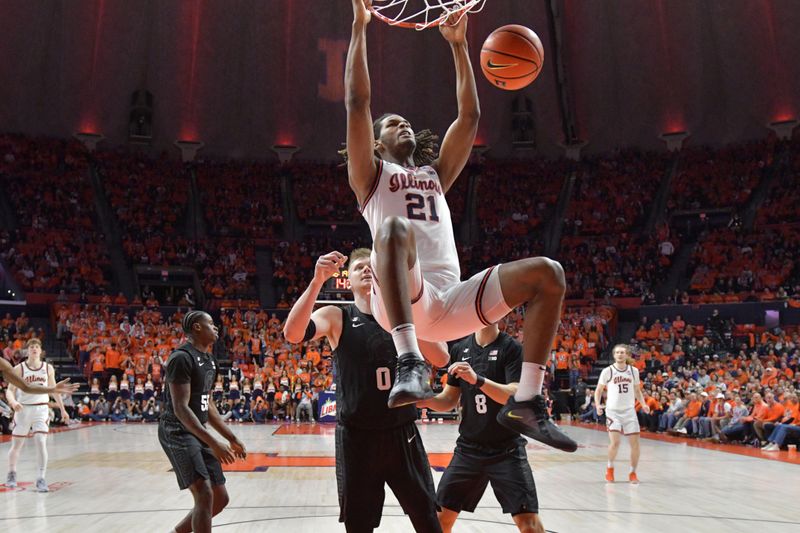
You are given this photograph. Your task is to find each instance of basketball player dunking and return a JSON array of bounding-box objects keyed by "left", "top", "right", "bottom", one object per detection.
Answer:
[
  {"left": 5, "top": 338, "right": 69, "bottom": 492},
  {"left": 284, "top": 249, "right": 442, "bottom": 533},
  {"left": 344, "top": 0, "right": 576, "bottom": 451},
  {"left": 594, "top": 344, "right": 649, "bottom": 484},
  {"left": 159, "top": 311, "right": 246, "bottom": 533},
  {"left": 420, "top": 323, "right": 545, "bottom": 533}
]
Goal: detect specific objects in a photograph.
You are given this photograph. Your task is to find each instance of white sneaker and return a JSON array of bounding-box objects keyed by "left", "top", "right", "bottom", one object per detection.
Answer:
[
  {"left": 762, "top": 443, "right": 780, "bottom": 452},
  {"left": 6, "top": 471, "right": 17, "bottom": 488},
  {"left": 676, "top": 428, "right": 687, "bottom": 434},
  {"left": 35, "top": 478, "right": 49, "bottom": 492}
]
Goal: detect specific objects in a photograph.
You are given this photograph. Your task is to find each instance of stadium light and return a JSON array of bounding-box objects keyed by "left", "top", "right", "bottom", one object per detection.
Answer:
[
  {"left": 73, "top": 132, "right": 105, "bottom": 152},
  {"left": 174, "top": 140, "right": 205, "bottom": 162},
  {"left": 272, "top": 144, "right": 300, "bottom": 165},
  {"left": 659, "top": 131, "right": 690, "bottom": 152},
  {"left": 767, "top": 119, "right": 798, "bottom": 140}
]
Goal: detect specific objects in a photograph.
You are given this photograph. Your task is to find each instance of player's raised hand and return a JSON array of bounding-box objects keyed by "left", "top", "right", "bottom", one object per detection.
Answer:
[
  {"left": 352, "top": 0, "right": 371, "bottom": 25},
  {"left": 313, "top": 251, "right": 348, "bottom": 284},
  {"left": 448, "top": 361, "right": 478, "bottom": 385},
  {"left": 439, "top": 10, "right": 468, "bottom": 44}
]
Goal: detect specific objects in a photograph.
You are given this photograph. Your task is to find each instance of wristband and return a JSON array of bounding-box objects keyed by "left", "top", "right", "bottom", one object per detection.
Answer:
[{"left": 475, "top": 374, "right": 485, "bottom": 388}]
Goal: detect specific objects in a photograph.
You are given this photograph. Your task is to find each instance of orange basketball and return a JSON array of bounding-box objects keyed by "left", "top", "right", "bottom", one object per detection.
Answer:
[{"left": 480, "top": 25, "right": 544, "bottom": 91}]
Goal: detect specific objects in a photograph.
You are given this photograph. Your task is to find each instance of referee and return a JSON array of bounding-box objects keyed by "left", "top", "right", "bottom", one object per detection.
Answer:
[
  {"left": 284, "top": 249, "right": 445, "bottom": 533},
  {"left": 420, "top": 323, "right": 544, "bottom": 533}
]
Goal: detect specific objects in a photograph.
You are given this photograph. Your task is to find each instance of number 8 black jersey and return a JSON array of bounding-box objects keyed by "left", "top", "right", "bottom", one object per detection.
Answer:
[
  {"left": 162, "top": 343, "right": 218, "bottom": 426},
  {"left": 448, "top": 332, "right": 526, "bottom": 451},
  {"left": 334, "top": 304, "right": 417, "bottom": 430}
]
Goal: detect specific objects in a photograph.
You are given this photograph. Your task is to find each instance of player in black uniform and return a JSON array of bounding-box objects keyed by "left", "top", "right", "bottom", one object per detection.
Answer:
[
  {"left": 419, "top": 323, "right": 545, "bottom": 533},
  {"left": 284, "top": 248, "right": 446, "bottom": 533},
  {"left": 159, "top": 311, "right": 247, "bottom": 533}
]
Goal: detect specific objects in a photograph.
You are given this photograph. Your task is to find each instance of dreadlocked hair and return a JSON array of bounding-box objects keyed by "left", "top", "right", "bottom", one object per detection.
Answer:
[
  {"left": 338, "top": 114, "right": 440, "bottom": 167},
  {"left": 182, "top": 310, "right": 207, "bottom": 335}
]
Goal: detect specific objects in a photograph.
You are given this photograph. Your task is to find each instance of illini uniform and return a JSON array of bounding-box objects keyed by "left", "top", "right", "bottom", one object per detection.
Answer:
[
  {"left": 333, "top": 304, "right": 440, "bottom": 532},
  {"left": 599, "top": 364, "right": 640, "bottom": 435},
  {"left": 158, "top": 343, "right": 223, "bottom": 490},
  {"left": 360, "top": 160, "right": 510, "bottom": 342},
  {"left": 11, "top": 362, "right": 51, "bottom": 437},
  {"left": 437, "top": 333, "right": 539, "bottom": 516}
]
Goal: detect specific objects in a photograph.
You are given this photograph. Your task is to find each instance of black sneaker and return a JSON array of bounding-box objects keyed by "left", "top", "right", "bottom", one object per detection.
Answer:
[
  {"left": 387, "top": 353, "right": 434, "bottom": 408},
  {"left": 497, "top": 396, "right": 578, "bottom": 452}
]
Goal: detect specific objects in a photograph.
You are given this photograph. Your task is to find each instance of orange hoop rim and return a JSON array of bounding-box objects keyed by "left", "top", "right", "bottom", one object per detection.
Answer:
[{"left": 368, "top": 0, "right": 484, "bottom": 30}]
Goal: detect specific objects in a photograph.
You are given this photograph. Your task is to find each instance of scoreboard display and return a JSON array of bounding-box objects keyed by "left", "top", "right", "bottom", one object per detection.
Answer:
[{"left": 325, "top": 269, "right": 351, "bottom": 293}]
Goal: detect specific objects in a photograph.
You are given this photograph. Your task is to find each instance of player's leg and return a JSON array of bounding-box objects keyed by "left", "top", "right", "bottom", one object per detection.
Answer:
[
  {"left": 186, "top": 478, "right": 215, "bottom": 533},
  {"left": 512, "top": 513, "right": 545, "bottom": 533},
  {"left": 436, "top": 448, "right": 488, "bottom": 532},
  {"left": 373, "top": 216, "right": 434, "bottom": 407},
  {"left": 438, "top": 508, "right": 460, "bottom": 533},
  {"left": 173, "top": 483, "right": 229, "bottom": 533},
  {"left": 32, "top": 406, "right": 50, "bottom": 492},
  {"left": 6, "top": 436, "right": 25, "bottom": 488},
  {"left": 628, "top": 433, "right": 641, "bottom": 483},
  {"left": 493, "top": 258, "right": 576, "bottom": 451},
  {"left": 335, "top": 425, "right": 386, "bottom": 532},
  {"left": 606, "top": 430, "right": 621, "bottom": 482},
  {"left": 7, "top": 406, "right": 34, "bottom": 488},
  {"left": 385, "top": 423, "right": 441, "bottom": 532}
]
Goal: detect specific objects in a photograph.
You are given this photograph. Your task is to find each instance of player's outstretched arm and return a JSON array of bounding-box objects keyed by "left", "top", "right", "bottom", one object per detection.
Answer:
[
  {"left": 208, "top": 399, "right": 246, "bottom": 460},
  {"left": 448, "top": 361, "right": 516, "bottom": 405},
  {"left": 283, "top": 251, "right": 346, "bottom": 347},
  {"left": 345, "top": 0, "right": 378, "bottom": 204},
  {"left": 1, "top": 357, "right": 77, "bottom": 396},
  {"left": 434, "top": 13, "right": 480, "bottom": 193},
  {"left": 418, "top": 383, "right": 461, "bottom": 411}
]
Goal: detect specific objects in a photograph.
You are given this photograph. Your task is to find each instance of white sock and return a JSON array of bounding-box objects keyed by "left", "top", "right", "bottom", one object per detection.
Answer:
[
  {"left": 607, "top": 461, "right": 613, "bottom": 469},
  {"left": 391, "top": 324, "right": 422, "bottom": 360},
  {"left": 515, "top": 362, "right": 546, "bottom": 401},
  {"left": 8, "top": 437, "right": 24, "bottom": 473},
  {"left": 34, "top": 433, "right": 48, "bottom": 480},
  {"left": 630, "top": 465, "right": 636, "bottom": 473}
]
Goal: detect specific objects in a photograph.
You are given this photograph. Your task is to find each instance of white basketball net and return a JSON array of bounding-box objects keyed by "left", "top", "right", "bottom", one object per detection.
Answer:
[{"left": 369, "top": 0, "right": 487, "bottom": 30}]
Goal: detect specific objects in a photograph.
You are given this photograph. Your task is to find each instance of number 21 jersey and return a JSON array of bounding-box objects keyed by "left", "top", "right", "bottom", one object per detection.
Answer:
[{"left": 358, "top": 159, "right": 460, "bottom": 291}]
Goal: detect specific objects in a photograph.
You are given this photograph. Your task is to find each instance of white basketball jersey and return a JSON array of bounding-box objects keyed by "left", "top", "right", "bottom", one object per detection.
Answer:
[
  {"left": 360, "top": 160, "right": 460, "bottom": 290},
  {"left": 600, "top": 364, "right": 639, "bottom": 410},
  {"left": 16, "top": 361, "right": 49, "bottom": 405}
]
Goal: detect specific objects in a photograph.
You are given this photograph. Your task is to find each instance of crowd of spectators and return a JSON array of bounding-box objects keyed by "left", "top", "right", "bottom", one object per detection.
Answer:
[
  {"left": 0, "top": 134, "right": 111, "bottom": 294},
  {"left": 558, "top": 230, "right": 677, "bottom": 301},
  {"left": 576, "top": 313, "right": 800, "bottom": 450},
  {"left": 291, "top": 163, "right": 360, "bottom": 223},
  {"left": 667, "top": 139, "right": 773, "bottom": 212},
  {"left": 756, "top": 137, "right": 800, "bottom": 226},
  {"left": 195, "top": 160, "right": 283, "bottom": 238},
  {"left": 563, "top": 149, "right": 669, "bottom": 236},
  {"left": 685, "top": 225, "right": 800, "bottom": 300},
  {"left": 476, "top": 158, "right": 569, "bottom": 242}
]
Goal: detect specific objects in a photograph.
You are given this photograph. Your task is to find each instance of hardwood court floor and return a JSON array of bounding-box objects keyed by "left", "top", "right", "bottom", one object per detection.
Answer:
[{"left": 1, "top": 420, "right": 798, "bottom": 533}]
